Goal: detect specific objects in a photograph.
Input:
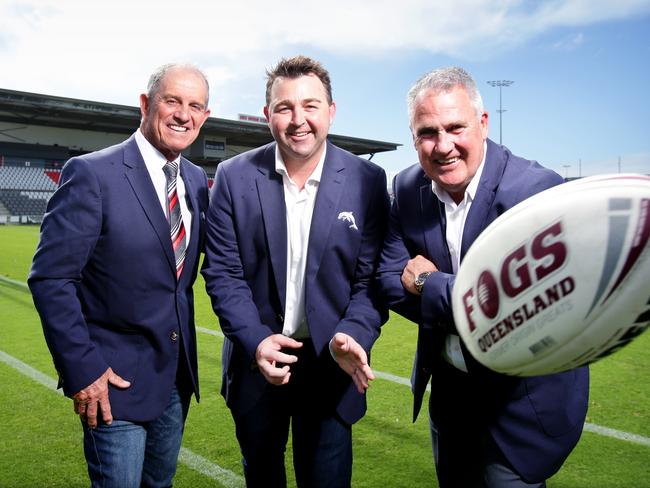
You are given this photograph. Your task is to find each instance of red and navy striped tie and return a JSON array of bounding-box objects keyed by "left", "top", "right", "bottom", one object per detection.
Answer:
[{"left": 163, "top": 161, "right": 186, "bottom": 280}]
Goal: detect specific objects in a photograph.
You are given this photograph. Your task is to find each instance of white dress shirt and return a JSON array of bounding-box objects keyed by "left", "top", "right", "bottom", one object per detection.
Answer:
[
  {"left": 135, "top": 130, "right": 192, "bottom": 250},
  {"left": 431, "top": 141, "right": 487, "bottom": 372},
  {"left": 275, "top": 145, "right": 326, "bottom": 338}
]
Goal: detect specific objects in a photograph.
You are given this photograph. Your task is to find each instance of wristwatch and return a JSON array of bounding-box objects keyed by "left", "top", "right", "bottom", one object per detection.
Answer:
[{"left": 414, "top": 271, "right": 432, "bottom": 294}]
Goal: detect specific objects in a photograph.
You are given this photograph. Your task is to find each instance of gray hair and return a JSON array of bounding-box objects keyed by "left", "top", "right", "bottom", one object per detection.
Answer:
[
  {"left": 147, "top": 63, "right": 210, "bottom": 106},
  {"left": 407, "top": 66, "right": 484, "bottom": 122}
]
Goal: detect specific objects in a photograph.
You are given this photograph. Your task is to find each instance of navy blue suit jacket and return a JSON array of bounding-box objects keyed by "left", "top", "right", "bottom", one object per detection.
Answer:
[
  {"left": 377, "top": 139, "right": 589, "bottom": 482},
  {"left": 202, "top": 141, "right": 389, "bottom": 425},
  {"left": 29, "top": 134, "right": 208, "bottom": 422}
]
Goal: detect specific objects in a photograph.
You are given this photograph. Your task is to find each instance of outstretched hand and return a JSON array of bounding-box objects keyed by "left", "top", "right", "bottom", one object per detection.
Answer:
[
  {"left": 330, "top": 333, "right": 374, "bottom": 394},
  {"left": 73, "top": 367, "right": 131, "bottom": 428},
  {"left": 255, "top": 334, "right": 303, "bottom": 385}
]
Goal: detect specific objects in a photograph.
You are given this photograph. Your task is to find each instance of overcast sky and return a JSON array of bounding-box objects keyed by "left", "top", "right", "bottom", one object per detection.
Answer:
[{"left": 2, "top": 0, "right": 649, "bottom": 178}]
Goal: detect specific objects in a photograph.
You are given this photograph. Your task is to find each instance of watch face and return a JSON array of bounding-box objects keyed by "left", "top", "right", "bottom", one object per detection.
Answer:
[{"left": 415, "top": 272, "right": 431, "bottom": 293}]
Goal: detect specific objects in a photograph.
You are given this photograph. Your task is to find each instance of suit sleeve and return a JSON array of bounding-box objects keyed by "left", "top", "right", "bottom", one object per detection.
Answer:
[
  {"left": 28, "top": 157, "right": 109, "bottom": 396},
  {"left": 377, "top": 174, "right": 424, "bottom": 324},
  {"left": 333, "top": 168, "right": 390, "bottom": 351},
  {"left": 377, "top": 174, "right": 456, "bottom": 331},
  {"left": 420, "top": 271, "right": 456, "bottom": 331},
  {"left": 201, "top": 163, "right": 274, "bottom": 359}
]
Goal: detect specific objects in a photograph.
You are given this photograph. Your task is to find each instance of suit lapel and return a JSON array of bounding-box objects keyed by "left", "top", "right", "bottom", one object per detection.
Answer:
[
  {"left": 122, "top": 135, "right": 176, "bottom": 275},
  {"left": 461, "top": 189, "right": 493, "bottom": 258},
  {"left": 306, "top": 144, "right": 345, "bottom": 279},
  {"left": 460, "top": 140, "right": 508, "bottom": 373},
  {"left": 419, "top": 174, "right": 453, "bottom": 273},
  {"left": 255, "top": 145, "right": 288, "bottom": 309},
  {"left": 461, "top": 140, "right": 505, "bottom": 259}
]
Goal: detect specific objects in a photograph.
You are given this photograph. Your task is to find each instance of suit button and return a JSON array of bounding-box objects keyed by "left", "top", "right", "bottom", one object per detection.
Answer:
[
  {"left": 276, "top": 314, "right": 284, "bottom": 324},
  {"left": 170, "top": 331, "right": 178, "bottom": 342}
]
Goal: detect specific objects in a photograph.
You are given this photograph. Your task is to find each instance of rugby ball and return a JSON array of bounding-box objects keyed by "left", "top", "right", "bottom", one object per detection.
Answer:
[{"left": 452, "top": 174, "right": 650, "bottom": 376}]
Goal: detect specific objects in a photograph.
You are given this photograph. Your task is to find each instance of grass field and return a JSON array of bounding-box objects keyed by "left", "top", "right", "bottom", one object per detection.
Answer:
[{"left": 0, "top": 225, "right": 648, "bottom": 487}]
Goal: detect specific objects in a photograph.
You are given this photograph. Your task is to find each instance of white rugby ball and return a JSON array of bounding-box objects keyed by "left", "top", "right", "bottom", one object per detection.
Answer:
[{"left": 452, "top": 174, "right": 650, "bottom": 376}]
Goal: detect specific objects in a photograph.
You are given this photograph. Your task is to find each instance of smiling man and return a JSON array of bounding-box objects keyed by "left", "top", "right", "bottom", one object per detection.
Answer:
[
  {"left": 377, "top": 66, "right": 589, "bottom": 487},
  {"left": 202, "top": 55, "right": 390, "bottom": 487},
  {"left": 29, "top": 63, "right": 210, "bottom": 488}
]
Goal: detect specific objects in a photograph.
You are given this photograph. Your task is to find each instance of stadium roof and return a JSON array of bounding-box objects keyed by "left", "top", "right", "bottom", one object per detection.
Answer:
[{"left": 0, "top": 88, "right": 400, "bottom": 162}]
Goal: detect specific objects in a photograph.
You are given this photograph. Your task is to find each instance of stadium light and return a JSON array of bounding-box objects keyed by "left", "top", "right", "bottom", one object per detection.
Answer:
[{"left": 486, "top": 80, "right": 514, "bottom": 145}]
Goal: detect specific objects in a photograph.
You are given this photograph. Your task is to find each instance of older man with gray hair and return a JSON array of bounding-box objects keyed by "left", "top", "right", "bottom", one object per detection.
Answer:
[
  {"left": 29, "top": 63, "right": 211, "bottom": 487},
  {"left": 377, "top": 66, "right": 589, "bottom": 487}
]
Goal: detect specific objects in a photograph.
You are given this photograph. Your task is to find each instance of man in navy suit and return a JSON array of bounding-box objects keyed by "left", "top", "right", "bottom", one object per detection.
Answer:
[
  {"left": 202, "top": 56, "right": 389, "bottom": 487},
  {"left": 29, "top": 63, "right": 211, "bottom": 487},
  {"left": 377, "top": 67, "right": 589, "bottom": 487}
]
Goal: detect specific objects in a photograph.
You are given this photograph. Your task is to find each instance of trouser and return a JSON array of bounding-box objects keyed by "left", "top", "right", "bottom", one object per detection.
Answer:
[{"left": 82, "top": 385, "right": 190, "bottom": 488}]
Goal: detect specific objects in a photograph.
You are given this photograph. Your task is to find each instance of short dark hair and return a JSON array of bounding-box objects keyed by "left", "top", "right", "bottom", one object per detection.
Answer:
[{"left": 265, "top": 55, "right": 332, "bottom": 106}]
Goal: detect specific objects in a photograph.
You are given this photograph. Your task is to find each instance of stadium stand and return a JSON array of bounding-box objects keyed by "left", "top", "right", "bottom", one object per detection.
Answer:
[
  {"left": 0, "top": 157, "right": 208, "bottom": 225},
  {"left": 0, "top": 88, "right": 399, "bottom": 224},
  {"left": 0, "top": 160, "right": 60, "bottom": 224}
]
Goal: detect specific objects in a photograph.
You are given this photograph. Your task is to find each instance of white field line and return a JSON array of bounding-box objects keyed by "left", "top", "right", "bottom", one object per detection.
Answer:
[
  {"left": 0, "top": 275, "right": 28, "bottom": 287},
  {"left": 3, "top": 276, "right": 649, "bottom": 449},
  {"left": 198, "top": 325, "right": 650, "bottom": 448},
  {"left": 582, "top": 423, "right": 650, "bottom": 448},
  {"left": 0, "top": 349, "right": 245, "bottom": 488},
  {"left": 177, "top": 448, "right": 244, "bottom": 488},
  {"left": 0, "top": 350, "right": 61, "bottom": 393}
]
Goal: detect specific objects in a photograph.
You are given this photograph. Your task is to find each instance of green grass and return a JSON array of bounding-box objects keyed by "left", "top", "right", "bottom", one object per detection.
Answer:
[{"left": 1, "top": 225, "right": 649, "bottom": 487}]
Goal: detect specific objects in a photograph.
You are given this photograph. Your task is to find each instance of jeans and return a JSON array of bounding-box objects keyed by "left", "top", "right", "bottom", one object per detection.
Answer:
[{"left": 82, "top": 386, "right": 190, "bottom": 488}]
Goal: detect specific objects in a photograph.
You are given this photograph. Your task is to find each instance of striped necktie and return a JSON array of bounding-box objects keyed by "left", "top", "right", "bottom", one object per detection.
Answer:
[{"left": 163, "top": 160, "right": 187, "bottom": 280}]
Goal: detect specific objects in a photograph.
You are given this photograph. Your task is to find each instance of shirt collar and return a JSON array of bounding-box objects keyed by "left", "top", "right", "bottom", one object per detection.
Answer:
[
  {"left": 431, "top": 140, "right": 487, "bottom": 206},
  {"left": 274, "top": 143, "right": 327, "bottom": 187},
  {"left": 135, "top": 129, "right": 181, "bottom": 168}
]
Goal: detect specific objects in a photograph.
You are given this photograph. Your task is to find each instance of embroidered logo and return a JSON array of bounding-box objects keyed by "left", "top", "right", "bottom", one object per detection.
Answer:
[{"left": 337, "top": 211, "right": 358, "bottom": 230}]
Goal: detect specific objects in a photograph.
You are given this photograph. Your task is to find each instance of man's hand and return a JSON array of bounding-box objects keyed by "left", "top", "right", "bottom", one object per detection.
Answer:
[
  {"left": 73, "top": 367, "right": 131, "bottom": 428},
  {"left": 401, "top": 255, "right": 438, "bottom": 295},
  {"left": 255, "top": 334, "right": 303, "bottom": 385},
  {"left": 330, "top": 333, "right": 374, "bottom": 394}
]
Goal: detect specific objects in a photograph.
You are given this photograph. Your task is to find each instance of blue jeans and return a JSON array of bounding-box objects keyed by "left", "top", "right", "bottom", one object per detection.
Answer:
[{"left": 82, "top": 386, "right": 190, "bottom": 488}]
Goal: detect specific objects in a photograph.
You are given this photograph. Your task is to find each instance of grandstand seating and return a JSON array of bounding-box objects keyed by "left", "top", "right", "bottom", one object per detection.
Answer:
[
  {"left": 0, "top": 164, "right": 60, "bottom": 222},
  {"left": 0, "top": 162, "right": 212, "bottom": 223},
  {"left": 0, "top": 165, "right": 59, "bottom": 191}
]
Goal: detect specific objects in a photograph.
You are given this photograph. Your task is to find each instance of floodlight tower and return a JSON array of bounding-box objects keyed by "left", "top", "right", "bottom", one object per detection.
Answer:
[{"left": 487, "top": 80, "right": 514, "bottom": 145}]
